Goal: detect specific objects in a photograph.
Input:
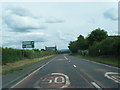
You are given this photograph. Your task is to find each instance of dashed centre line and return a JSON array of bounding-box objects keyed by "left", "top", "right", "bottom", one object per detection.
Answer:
[
  {"left": 91, "top": 82, "right": 102, "bottom": 90},
  {"left": 64, "top": 56, "right": 68, "bottom": 60},
  {"left": 73, "top": 65, "right": 77, "bottom": 68}
]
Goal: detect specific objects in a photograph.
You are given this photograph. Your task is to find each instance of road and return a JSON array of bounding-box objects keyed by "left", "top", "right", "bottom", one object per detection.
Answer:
[{"left": 2, "top": 54, "right": 120, "bottom": 90}]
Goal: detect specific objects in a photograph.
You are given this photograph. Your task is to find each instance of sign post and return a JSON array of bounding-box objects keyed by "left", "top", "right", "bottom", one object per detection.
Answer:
[
  {"left": 22, "top": 41, "right": 34, "bottom": 49},
  {"left": 22, "top": 41, "right": 35, "bottom": 58}
]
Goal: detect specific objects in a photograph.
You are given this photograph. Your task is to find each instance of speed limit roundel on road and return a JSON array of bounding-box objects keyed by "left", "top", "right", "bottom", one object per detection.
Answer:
[{"left": 34, "top": 73, "right": 70, "bottom": 88}]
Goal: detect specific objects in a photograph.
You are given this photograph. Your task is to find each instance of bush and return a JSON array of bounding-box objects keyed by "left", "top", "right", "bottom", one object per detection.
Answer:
[
  {"left": 89, "top": 37, "right": 120, "bottom": 57},
  {"left": 2, "top": 48, "right": 55, "bottom": 65},
  {"left": 88, "top": 42, "right": 100, "bottom": 56}
]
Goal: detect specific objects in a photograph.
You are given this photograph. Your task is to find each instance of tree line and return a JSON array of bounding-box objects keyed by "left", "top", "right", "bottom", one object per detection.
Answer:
[{"left": 68, "top": 28, "right": 120, "bottom": 57}]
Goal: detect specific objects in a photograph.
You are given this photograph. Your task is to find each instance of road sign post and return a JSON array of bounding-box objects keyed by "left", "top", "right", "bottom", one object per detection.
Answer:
[
  {"left": 22, "top": 41, "right": 34, "bottom": 49},
  {"left": 22, "top": 41, "right": 35, "bottom": 58}
]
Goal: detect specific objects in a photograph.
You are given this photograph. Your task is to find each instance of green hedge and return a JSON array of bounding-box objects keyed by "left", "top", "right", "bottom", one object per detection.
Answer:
[
  {"left": 89, "top": 37, "right": 120, "bottom": 56},
  {"left": 2, "top": 48, "right": 55, "bottom": 65}
]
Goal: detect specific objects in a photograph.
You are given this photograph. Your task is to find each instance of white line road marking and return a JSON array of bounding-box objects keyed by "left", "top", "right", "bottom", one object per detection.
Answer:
[
  {"left": 51, "top": 73, "right": 70, "bottom": 88},
  {"left": 105, "top": 72, "right": 120, "bottom": 84},
  {"left": 54, "top": 76, "right": 65, "bottom": 83},
  {"left": 111, "top": 76, "right": 120, "bottom": 80},
  {"left": 64, "top": 56, "right": 68, "bottom": 60},
  {"left": 34, "top": 73, "right": 70, "bottom": 88},
  {"left": 82, "top": 59, "right": 119, "bottom": 69},
  {"left": 91, "top": 82, "right": 102, "bottom": 90},
  {"left": 48, "top": 80, "right": 52, "bottom": 83},
  {"left": 73, "top": 65, "right": 77, "bottom": 68},
  {"left": 10, "top": 57, "right": 56, "bottom": 88}
]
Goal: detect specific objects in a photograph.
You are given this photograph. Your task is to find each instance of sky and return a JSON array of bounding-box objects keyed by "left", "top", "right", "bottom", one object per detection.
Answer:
[{"left": 0, "top": 2, "right": 118, "bottom": 50}]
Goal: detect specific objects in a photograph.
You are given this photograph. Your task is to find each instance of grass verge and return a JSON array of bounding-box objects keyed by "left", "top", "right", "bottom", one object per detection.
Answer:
[
  {"left": 2, "top": 55, "right": 55, "bottom": 75},
  {"left": 71, "top": 54, "right": 120, "bottom": 67}
]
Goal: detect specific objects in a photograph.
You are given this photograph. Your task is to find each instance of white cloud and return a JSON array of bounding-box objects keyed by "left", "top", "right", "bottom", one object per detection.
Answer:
[
  {"left": 46, "top": 17, "right": 64, "bottom": 23},
  {"left": 6, "top": 7, "right": 32, "bottom": 17},
  {"left": 104, "top": 7, "right": 118, "bottom": 21},
  {"left": 57, "top": 31, "right": 76, "bottom": 42},
  {"left": 1, "top": 2, "right": 118, "bottom": 50},
  {"left": 2, "top": 31, "right": 47, "bottom": 48},
  {"left": 3, "top": 8, "right": 46, "bottom": 32},
  {"left": 25, "top": 32, "right": 44, "bottom": 36}
]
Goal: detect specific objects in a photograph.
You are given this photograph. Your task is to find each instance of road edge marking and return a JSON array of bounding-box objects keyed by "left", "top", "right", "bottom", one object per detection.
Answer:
[
  {"left": 10, "top": 57, "right": 56, "bottom": 88},
  {"left": 82, "top": 59, "right": 119, "bottom": 69}
]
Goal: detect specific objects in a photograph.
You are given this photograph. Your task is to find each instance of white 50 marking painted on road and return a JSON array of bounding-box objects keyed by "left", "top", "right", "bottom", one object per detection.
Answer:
[
  {"left": 10, "top": 57, "right": 56, "bottom": 88},
  {"left": 34, "top": 73, "right": 70, "bottom": 88},
  {"left": 51, "top": 73, "right": 70, "bottom": 88},
  {"left": 105, "top": 72, "right": 120, "bottom": 84},
  {"left": 54, "top": 76, "right": 65, "bottom": 83}
]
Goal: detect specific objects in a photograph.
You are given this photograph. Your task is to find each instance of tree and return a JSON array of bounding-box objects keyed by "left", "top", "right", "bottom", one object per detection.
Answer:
[
  {"left": 87, "top": 28, "right": 108, "bottom": 46},
  {"left": 77, "top": 35, "right": 84, "bottom": 41},
  {"left": 68, "top": 35, "right": 89, "bottom": 53},
  {"left": 68, "top": 41, "right": 78, "bottom": 53},
  {"left": 88, "top": 36, "right": 120, "bottom": 57},
  {"left": 77, "top": 35, "right": 89, "bottom": 50}
]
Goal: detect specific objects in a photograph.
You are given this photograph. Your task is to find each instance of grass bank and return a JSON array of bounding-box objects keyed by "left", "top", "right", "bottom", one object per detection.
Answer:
[
  {"left": 71, "top": 54, "right": 119, "bottom": 67},
  {"left": 2, "top": 55, "right": 55, "bottom": 75},
  {"left": 2, "top": 47, "right": 55, "bottom": 65}
]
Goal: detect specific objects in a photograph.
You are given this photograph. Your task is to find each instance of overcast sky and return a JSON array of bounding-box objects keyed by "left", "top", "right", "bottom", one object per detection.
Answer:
[{"left": 0, "top": 2, "right": 118, "bottom": 50}]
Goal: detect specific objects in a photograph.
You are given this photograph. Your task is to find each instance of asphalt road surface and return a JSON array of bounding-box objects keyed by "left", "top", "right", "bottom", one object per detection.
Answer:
[{"left": 2, "top": 54, "right": 120, "bottom": 90}]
